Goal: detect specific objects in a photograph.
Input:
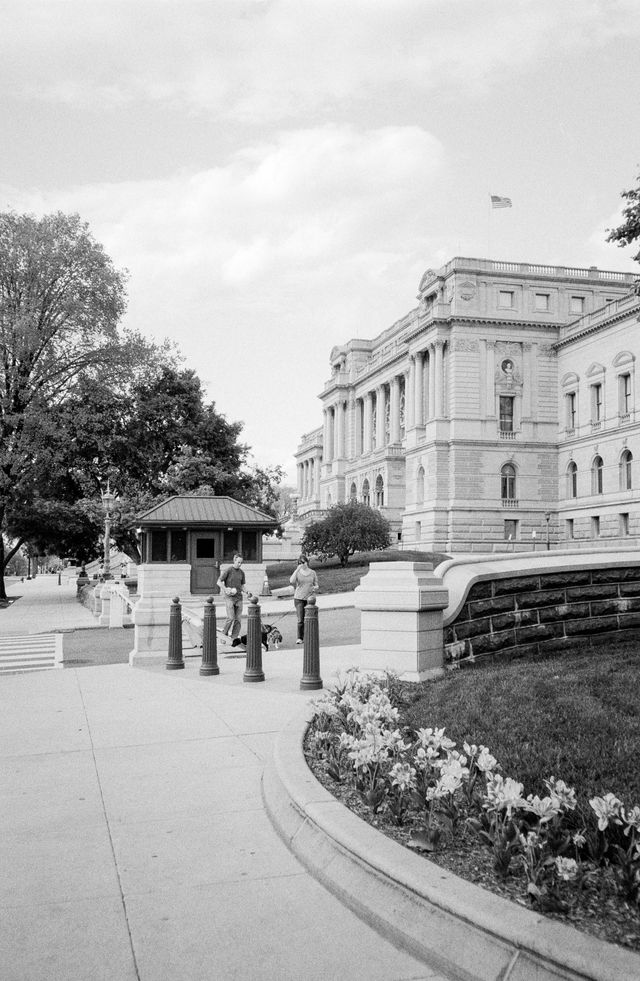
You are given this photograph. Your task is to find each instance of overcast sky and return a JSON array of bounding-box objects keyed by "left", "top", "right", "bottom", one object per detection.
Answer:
[{"left": 2, "top": 0, "right": 639, "bottom": 483}]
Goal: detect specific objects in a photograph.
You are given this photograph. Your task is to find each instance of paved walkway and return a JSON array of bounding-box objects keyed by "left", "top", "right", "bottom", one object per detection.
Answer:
[{"left": 0, "top": 577, "right": 448, "bottom": 981}]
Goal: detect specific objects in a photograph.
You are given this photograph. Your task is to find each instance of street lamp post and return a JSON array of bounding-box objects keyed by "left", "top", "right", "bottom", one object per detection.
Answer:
[
  {"left": 101, "top": 481, "right": 116, "bottom": 580},
  {"left": 544, "top": 511, "right": 551, "bottom": 551}
]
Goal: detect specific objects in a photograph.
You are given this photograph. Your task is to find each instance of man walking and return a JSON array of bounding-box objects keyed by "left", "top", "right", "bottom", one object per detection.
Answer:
[{"left": 218, "top": 553, "right": 246, "bottom": 640}]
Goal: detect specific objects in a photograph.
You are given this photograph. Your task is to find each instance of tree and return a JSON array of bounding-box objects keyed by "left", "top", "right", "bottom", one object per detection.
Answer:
[
  {"left": 0, "top": 210, "right": 149, "bottom": 599},
  {"left": 607, "top": 171, "right": 640, "bottom": 293},
  {"left": 301, "top": 501, "right": 391, "bottom": 567}
]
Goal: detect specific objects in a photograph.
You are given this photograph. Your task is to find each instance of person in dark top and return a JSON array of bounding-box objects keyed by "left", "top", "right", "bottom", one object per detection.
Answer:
[{"left": 217, "top": 553, "right": 246, "bottom": 639}]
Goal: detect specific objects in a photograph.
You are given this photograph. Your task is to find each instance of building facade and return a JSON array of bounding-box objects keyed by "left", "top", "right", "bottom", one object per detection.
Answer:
[{"left": 295, "top": 257, "right": 639, "bottom": 551}]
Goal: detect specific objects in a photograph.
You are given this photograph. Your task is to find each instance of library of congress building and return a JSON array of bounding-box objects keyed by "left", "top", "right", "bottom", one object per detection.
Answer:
[{"left": 294, "top": 256, "right": 640, "bottom": 552}]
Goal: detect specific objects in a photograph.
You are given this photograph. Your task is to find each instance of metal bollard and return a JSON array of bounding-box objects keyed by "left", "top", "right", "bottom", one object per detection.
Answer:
[
  {"left": 166, "top": 597, "right": 185, "bottom": 670},
  {"left": 300, "top": 596, "right": 322, "bottom": 690},
  {"left": 200, "top": 596, "right": 220, "bottom": 676},
  {"left": 243, "top": 596, "right": 265, "bottom": 683}
]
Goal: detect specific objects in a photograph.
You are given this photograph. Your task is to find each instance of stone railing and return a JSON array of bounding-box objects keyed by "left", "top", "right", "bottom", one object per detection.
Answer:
[{"left": 435, "top": 550, "right": 640, "bottom": 667}]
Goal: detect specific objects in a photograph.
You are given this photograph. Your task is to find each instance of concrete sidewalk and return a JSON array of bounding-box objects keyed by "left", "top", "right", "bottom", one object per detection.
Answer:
[{"left": 0, "top": 577, "right": 444, "bottom": 981}]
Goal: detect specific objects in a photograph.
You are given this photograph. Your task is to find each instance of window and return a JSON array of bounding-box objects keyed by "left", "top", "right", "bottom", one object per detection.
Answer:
[
  {"left": 498, "top": 290, "right": 514, "bottom": 308},
  {"left": 567, "top": 461, "right": 578, "bottom": 498},
  {"left": 565, "top": 519, "right": 574, "bottom": 540},
  {"left": 349, "top": 482, "right": 357, "bottom": 502},
  {"left": 416, "top": 466, "right": 425, "bottom": 505},
  {"left": 415, "top": 520, "right": 421, "bottom": 543},
  {"left": 150, "top": 529, "right": 168, "bottom": 562},
  {"left": 223, "top": 530, "right": 239, "bottom": 560},
  {"left": 566, "top": 392, "right": 576, "bottom": 431},
  {"left": 501, "top": 463, "right": 517, "bottom": 501},
  {"left": 535, "top": 293, "right": 550, "bottom": 311},
  {"left": 619, "top": 373, "right": 632, "bottom": 416},
  {"left": 620, "top": 450, "right": 633, "bottom": 491},
  {"left": 591, "top": 456, "right": 603, "bottom": 495},
  {"left": 499, "top": 396, "right": 514, "bottom": 432},
  {"left": 504, "top": 519, "right": 518, "bottom": 541},
  {"left": 196, "top": 538, "right": 216, "bottom": 559},
  {"left": 170, "top": 530, "right": 187, "bottom": 562},
  {"left": 242, "top": 530, "right": 258, "bottom": 562},
  {"left": 591, "top": 383, "right": 602, "bottom": 423},
  {"left": 570, "top": 295, "right": 585, "bottom": 314},
  {"left": 620, "top": 513, "right": 630, "bottom": 536},
  {"left": 362, "top": 479, "right": 370, "bottom": 506},
  {"left": 591, "top": 515, "right": 600, "bottom": 538},
  {"left": 375, "top": 474, "right": 384, "bottom": 507}
]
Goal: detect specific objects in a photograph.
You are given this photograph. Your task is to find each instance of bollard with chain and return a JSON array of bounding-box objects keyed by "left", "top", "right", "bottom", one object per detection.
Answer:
[
  {"left": 243, "top": 596, "right": 265, "bottom": 683},
  {"left": 166, "top": 596, "right": 185, "bottom": 670},
  {"left": 200, "top": 596, "right": 220, "bottom": 676},
  {"left": 300, "top": 596, "right": 322, "bottom": 690}
]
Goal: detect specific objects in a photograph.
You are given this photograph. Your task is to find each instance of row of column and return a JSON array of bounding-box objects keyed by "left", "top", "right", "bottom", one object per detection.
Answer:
[
  {"left": 297, "top": 457, "right": 320, "bottom": 501},
  {"left": 407, "top": 340, "right": 446, "bottom": 429}
]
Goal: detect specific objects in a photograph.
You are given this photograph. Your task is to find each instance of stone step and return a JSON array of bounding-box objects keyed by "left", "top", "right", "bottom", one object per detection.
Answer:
[{"left": 0, "top": 635, "right": 62, "bottom": 674}]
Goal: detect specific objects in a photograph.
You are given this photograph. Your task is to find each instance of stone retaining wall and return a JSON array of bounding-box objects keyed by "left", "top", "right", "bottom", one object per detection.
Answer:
[{"left": 443, "top": 561, "right": 640, "bottom": 666}]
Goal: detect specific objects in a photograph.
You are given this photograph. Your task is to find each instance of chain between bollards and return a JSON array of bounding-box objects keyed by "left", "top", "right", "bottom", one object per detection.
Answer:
[
  {"left": 166, "top": 596, "right": 185, "bottom": 670},
  {"left": 300, "top": 596, "right": 322, "bottom": 690},
  {"left": 200, "top": 596, "right": 220, "bottom": 676},
  {"left": 243, "top": 595, "right": 265, "bottom": 683}
]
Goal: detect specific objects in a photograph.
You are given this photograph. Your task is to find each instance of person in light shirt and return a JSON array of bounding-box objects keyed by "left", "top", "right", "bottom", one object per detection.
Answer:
[{"left": 289, "top": 554, "right": 319, "bottom": 644}]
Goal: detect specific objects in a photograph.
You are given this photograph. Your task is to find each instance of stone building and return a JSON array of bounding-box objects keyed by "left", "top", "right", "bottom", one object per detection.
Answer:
[{"left": 295, "top": 256, "right": 639, "bottom": 551}]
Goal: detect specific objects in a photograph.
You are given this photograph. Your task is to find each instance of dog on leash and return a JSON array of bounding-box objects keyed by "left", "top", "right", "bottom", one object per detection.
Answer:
[{"left": 232, "top": 624, "right": 283, "bottom": 653}]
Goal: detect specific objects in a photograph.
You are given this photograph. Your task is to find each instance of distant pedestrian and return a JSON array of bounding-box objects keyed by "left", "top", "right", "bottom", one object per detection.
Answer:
[
  {"left": 289, "top": 554, "right": 319, "bottom": 644},
  {"left": 218, "top": 553, "right": 247, "bottom": 640}
]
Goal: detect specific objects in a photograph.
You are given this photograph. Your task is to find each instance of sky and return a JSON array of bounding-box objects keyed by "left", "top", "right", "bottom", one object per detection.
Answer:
[{"left": 1, "top": 0, "right": 639, "bottom": 485}]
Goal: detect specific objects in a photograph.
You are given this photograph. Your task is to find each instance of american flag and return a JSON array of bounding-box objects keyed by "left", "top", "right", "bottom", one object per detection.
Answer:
[{"left": 491, "top": 195, "right": 512, "bottom": 209}]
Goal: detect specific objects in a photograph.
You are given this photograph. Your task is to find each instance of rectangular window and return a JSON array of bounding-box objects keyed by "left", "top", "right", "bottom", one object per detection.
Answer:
[
  {"left": 534, "top": 293, "right": 550, "bottom": 311},
  {"left": 591, "top": 516, "right": 600, "bottom": 538},
  {"left": 619, "top": 373, "right": 631, "bottom": 415},
  {"left": 196, "top": 538, "right": 216, "bottom": 559},
  {"left": 565, "top": 519, "right": 574, "bottom": 540},
  {"left": 504, "top": 519, "right": 518, "bottom": 541},
  {"left": 242, "top": 530, "right": 258, "bottom": 562},
  {"left": 223, "top": 530, "right": 239, "bottom": 561},
  {"left": 620, "top": 513, "right": 630, "bottom": 536},
  {"left": 570, "top": 295, "right": 585, "bottom": 314},
  {"left": 498, "top": 290, "right": 514, "bottom": 308},
  {"left": 150, "top": 530, "right": 168, "bottom": 562},
  {"left": 591, "top": 383, "right": 602, "bottom": 422},
  {"left": 170, "top": 529, "right": 188, "bottom": 562},
  {"left": 566, "top": 392, "right": 576, "bottom": 430},
  {"left": 499, "top": 395, "right": 514, "bottom": 431}
]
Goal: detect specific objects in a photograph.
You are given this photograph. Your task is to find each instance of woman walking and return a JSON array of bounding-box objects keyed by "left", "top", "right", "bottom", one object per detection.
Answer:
[{"left": 289, "top": 554, "right": 319, "bottom": 644}]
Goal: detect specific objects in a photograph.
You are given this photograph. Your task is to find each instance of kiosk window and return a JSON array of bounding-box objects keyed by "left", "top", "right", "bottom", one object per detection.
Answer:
[
  {"left": 196, "top": 538, "right": 216, "bottom": 559},
  {"left": 243, "top": 531, "right": 258, "bottom": 561},
  {"left": 151, "top": 530, "right": 168, "bottom": 562},
  {"left": 171, "top": 530, "right": 188, "bottom": 562}
]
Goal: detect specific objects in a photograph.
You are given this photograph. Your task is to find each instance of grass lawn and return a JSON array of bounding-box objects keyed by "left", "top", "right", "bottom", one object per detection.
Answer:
[
  {"left": 266, "top": 549, "right": 450, "bottom": 595},
  {"left": 401, "top": 639, "right": 640, "bottom": 829}
]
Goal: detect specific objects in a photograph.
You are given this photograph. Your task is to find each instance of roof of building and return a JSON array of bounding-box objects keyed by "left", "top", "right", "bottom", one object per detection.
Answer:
[{"left": 137, "top": 496, "right": 277, "bottom": 527}]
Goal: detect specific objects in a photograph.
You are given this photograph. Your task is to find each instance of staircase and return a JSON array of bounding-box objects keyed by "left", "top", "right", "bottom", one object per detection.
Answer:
[{"left": 0, "top": 634, "right": 62, "bottom": 674}]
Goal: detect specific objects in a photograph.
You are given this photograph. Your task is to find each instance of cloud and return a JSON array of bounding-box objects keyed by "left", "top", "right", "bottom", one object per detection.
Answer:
[{"left": 4, "top": 0, "right": 639, "bottom": 119}]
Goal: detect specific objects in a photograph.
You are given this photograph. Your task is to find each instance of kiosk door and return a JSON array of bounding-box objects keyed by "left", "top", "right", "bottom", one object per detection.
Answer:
[{"left": 191, "top": 533, "right": 220, "bottom": 594}]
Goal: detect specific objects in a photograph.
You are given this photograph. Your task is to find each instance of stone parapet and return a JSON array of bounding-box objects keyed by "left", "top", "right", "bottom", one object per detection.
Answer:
[{"left": 354, "top": 561, "right": 448, "bottom": 681}]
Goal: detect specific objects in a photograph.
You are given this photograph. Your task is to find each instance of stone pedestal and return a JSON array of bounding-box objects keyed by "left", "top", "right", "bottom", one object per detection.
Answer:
[
  {"left": 129, "top": 564, "right": 192, "bottom": 666},
  {"left": 354, "top": 562, "right": 448, "bottom": 682}
]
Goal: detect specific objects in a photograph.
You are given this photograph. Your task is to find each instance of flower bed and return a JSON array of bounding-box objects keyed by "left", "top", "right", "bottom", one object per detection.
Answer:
[{"left": 305, "top": 670, "right": 640, "bottom": 952}]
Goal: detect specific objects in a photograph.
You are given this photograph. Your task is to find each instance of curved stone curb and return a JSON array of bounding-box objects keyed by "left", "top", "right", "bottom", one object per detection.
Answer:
[{"left": 263, "top": 705, "right": 640, "bottom": 981}]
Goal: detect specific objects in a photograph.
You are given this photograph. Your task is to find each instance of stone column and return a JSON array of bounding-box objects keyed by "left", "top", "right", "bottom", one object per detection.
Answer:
[
  {"left": 297, "top": 462, "right": 303, "bottom": 499},
  {"left": 335, "top": 400, "right": 344, "bottom": 459},
  {"left": 428, "top": 347, "right": 436, "bottom": 419},
  {"left": 364, "top": 391, "right": 373, "bottom": 452},
  {"left": 414, "top": 352, "right": 424, "bottom": 427},
  {"left": 407, "top": 358, "right": 415, "bottom": 430},
  {"left": 322, "top": 409, "right": 330, "bottom": 463},
  {"left": 434, "top": 341, "right": 444, "bottom": 418},
  {"left": 390, "top": 375, "right": 401, "bottom": 443},
  {"left": 376, "top": 386, "right": 386, "bottom": 448},
  {"left": 486, "top": 341, "right": 495, "bottom": 417}
]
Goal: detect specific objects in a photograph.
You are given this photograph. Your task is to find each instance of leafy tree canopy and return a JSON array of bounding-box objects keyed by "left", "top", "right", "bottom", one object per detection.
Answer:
[
  {"left": 607, "top": 170, "right": 640, "bottom": 293},
  {"left": 301, "top": 501, "right": 391, "bottom": 567}
]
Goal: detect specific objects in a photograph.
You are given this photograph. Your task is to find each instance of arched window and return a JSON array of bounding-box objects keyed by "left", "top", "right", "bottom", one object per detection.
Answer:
[
  {"left": 375, "top": 474, "right": 384, "bottom": 507},
  {"left": 591, "top": 456, "right": 603, "bottom": 495},
  {"left": 349, "top": 482, "right": 357, "bottom": 502},
  {"left": 620, "top": 449, "right": 633, "bottom": 491},
  {"left": 416, "top": 466, "right": 425, "bottom": 505},
  {"left": 326, "top": 492, "right": 332, "bottom": 508},
  {"left": 567, "top": 461, "right": 578, "bottom": 499},
  {"left": 501, "top": 463, "right": 516, "bottom": 501},
  {"left": 362, "top": 479, "right": 370, "bottom": 506}
]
